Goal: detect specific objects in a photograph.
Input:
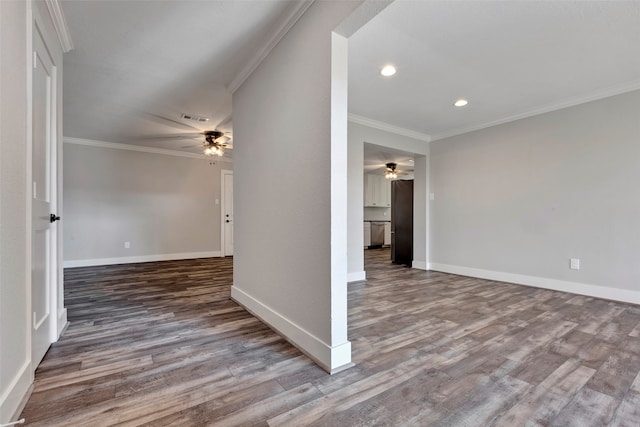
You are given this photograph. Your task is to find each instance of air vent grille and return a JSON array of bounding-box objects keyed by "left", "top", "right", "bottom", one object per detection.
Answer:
[{"left": 180, "top": 113, "right": 210, "bottom": 122}]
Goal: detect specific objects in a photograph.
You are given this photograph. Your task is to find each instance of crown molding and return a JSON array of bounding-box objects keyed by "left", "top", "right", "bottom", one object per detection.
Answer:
[
  {"left": 348, "top": 113, "right": 431, "bottom": 142},
  {"left": 45, "top": 0, "right": 74, "bottom": 53},
  {"left": 63, "top": 137, "right": 209, "bottom": 159},
  {"left": 431, "top": 80, "right": 640, "bottom": 142},
  {"left": 227, "top": 0, "right": 315, "bottom": 94}
]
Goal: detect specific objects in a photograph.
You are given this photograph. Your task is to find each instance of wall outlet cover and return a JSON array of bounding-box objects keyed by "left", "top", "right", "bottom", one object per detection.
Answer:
[{"left": 570, "top": 258, "right": 580, "bottom": 270}]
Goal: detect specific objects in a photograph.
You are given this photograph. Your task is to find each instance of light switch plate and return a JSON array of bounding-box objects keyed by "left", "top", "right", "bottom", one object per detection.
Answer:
[{"left": 570, "top": 258, "right": 580, "bottom": 270}]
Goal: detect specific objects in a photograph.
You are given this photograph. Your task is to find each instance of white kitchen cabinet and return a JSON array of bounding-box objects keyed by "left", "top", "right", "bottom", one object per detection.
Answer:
[
  {"left": 384, "top": 222, "right": 391, "bottom": 246},
  {"left": 364, "top": 174, "right": 391, "bottom": 208},
  {"left": 364, "top": 222, "right": 371, "bottom": 247}
]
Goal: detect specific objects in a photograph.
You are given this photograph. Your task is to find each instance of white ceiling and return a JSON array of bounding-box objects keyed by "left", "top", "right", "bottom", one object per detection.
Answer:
[
  {"left": 61, "top": 1, "right": 640, "bottom": 164},
  {"left": 61, "top": 0, "right": 298, "bottom": 156},
  {"left": 349, "top": 0, "right": 640, "bottom": 141}
]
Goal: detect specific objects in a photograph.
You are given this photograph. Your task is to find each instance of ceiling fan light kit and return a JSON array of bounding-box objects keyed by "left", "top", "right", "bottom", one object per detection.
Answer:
[
  {"left": 202, "top": 130, "right": 228, "bottom": 157},
  {"left": 385, "top": 162, "right": 398, "bottom": 180}
]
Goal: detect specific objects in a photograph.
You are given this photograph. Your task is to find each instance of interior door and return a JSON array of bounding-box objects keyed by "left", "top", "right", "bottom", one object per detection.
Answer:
[
  {"left": 31, "top": 27, "right": 56, "bottom": 367},
  {"left": 222, "top": 170, "right": 234, "bottom": 256}
]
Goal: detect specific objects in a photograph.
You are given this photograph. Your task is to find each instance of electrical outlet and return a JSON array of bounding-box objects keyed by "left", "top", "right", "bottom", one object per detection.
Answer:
[
  {"left": 124, "top": 241, "right": 131, "bottom": 249},
  {"left": 570, "top": 258, "right": 580, "bottom": 270}
]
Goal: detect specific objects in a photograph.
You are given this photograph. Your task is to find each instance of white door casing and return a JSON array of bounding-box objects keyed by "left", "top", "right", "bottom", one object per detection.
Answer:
[
  {"left": 221, "top": 170, "right": 233, "bottom": 256},
  {"left": 31, "top": 24, "right": 56, "bottom": 367}
]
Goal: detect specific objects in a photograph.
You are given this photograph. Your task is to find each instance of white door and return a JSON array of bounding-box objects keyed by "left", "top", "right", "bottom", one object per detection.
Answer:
[
  {"left": 222, "top": 170, "right": 234, "bottom": 256},
  {"left": 31, "top": 28, "right": 56, "bottom": 367}
]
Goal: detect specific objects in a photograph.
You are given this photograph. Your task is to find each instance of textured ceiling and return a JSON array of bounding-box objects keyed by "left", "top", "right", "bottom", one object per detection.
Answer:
[
  {"left": 61, "top": 1, "right": 640, "bottom": 164},
  {"left": 61, "top": 0, "right": 295, "bottom": 155},
  {"left": 349, "top": 0, "right": 640, "bottom": 141}
]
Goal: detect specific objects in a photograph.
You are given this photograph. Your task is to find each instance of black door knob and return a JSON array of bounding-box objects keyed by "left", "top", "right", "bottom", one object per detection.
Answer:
[{"left": 50, "top": 214, "right": 61, "bottom": 223}]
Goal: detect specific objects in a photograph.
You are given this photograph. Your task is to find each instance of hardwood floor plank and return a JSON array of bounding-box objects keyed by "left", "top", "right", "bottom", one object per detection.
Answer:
[{"left": 19, "top": 250, "right": 640, "bottom": 426}]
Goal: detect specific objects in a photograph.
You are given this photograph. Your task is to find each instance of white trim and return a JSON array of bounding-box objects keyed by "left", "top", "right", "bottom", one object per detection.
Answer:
[
  {"left": 430, "top": 80, "right": 640, "bottom": 142},
  {"left": 56, "top": 308, "right": 68, "bottom": 339},
  {"left": 412, "top": 260, "right": 428, "bottom": 271},
  {"left": 44, "top": 0, "right": 73, "bottom": 52},
  {"left": 231, "top": 286, "right": 353, "bottom": 373},
  {"left": 429, "top": 263, "right": 640, "bottom": 306},
  {"left": 227, "top": 0, "right": 315, "bottom": 94},
  {"left": 0, "top": 360, "right": 31, "bottom": 423},
  {"left": 63, "top": 137, "right": 207, "bottom": 159},
  {"left": 347, "top": 271, "right": 366, "bottom": 283},
  {"left": 348, "top": 113, "right": 431, "bottom": 142},
  {"left": 64, "top": 251, "right": 221, "bottom": 268}
]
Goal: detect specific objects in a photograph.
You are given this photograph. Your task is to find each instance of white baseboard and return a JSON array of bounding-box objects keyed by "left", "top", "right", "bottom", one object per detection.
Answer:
[
  {"left": 230, "top": 286, "right": 352, "bottom": 373},
  {"left": 64, "top": 251, "right": 222, "bottom": 268},
  {"left": 412, "top": 260, "right": 428, "bottom": 270},
  {"left": 57, "top": 308, "right": 68, "bottom": 339},
  {"left": 429, "top": 262, "right": 640, "bottom": 305},
  {"left": 347, "top": 271, "right": 366, "bottom": 283},
  {"left": 0, "top": 360, "right": 32, "bottom": 423}
]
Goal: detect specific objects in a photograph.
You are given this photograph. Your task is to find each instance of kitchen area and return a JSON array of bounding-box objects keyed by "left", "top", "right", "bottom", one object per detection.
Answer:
[
  {"left": 363, "top": 173, "right": 392, "bottom": 249},
  {"left": 363, "top": 169, "right": 414, "bottom": 266}
]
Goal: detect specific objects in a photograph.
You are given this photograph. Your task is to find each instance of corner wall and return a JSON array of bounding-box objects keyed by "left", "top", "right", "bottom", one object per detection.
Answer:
[
  {"left": 231, "top": 1, "right": 362, "bottom": 372},
  {"left": 430, "top": 89, "right": 640, "bottom": 303},
  {"left": 63, "top": 141, "right": 231, "bottom": 267}
]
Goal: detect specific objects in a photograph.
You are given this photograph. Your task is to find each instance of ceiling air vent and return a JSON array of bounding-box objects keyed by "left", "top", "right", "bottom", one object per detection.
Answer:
[{"left": 180, "top": 113, "right": 210, "bottom": 122}]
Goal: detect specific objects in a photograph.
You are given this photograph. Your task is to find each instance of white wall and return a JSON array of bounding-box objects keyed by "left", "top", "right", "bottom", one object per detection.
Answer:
[
  {"left": 430, "top": 89, "right": 640, "bottom": 303},
  {"left": 63, "top": 141, "right": 231, "bottom": 267},
  {"left": 347, "top": 121, "right": 429, "bottom": 279},
  {"left": 0, "top": 1, "right": 31, "bottom": 421},
  {"left": 231, "top": 1, "right": 362, "bottom": 372}
]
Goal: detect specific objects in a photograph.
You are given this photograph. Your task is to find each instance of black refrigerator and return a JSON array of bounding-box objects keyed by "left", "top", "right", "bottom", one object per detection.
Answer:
[{"left": 391, "top": 180, "right": 413, "bottom": 266}]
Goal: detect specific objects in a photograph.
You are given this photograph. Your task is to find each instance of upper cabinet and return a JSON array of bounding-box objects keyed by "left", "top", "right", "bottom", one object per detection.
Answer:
[{"left": 364, "top": 174, "right": 391, "bottom": 207}]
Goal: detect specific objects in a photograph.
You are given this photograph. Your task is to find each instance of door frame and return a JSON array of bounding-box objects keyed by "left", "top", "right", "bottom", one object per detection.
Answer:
[
  {"left": 26, "top": 2, "right": 67, "bottom": 374},
  {"left": 220, "top": 169, "right": 233, "bottom": 257}
]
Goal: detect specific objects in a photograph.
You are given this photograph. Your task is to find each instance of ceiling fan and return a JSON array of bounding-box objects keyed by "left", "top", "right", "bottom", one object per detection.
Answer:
[
  {"left": 135, "top": 112, "right": 233, "bottom": 158},
  {"left": 384, "top": 162, "right": 412, "bottom": 179},
  {"left": 186, "top": 130, "right": 231, "bottom": 157}
]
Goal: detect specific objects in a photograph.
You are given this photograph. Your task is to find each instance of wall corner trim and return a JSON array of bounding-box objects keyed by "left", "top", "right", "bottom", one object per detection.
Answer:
[
  {"left": 64, "top": 251, "right": 222, "bottom": 268},
  {"left": 347, "top": 271, "right": 366, "bottom": 283},
  {"left": 227, "top": 0, "right": 315, "bottom": 94},
  {"left": 44, "top": 0, "right": 74, "bottom": 52},
  {"left": 0, "top": 360, "right": 32, "bottom": 423},
  {"left": 429, "top": 262, "right": 640, "bottom": 306},
  {"left": 348, "top": 114, "right": 431, "bottom": 142},
  {"left": 412, "top": 260, "right": 428, "bottom": 271},
  {"left": 430, "top": 80, "right": 640, "bottom": 142},
  {"left": 231, "top": 286, "right": 352, "bottom": 373}
]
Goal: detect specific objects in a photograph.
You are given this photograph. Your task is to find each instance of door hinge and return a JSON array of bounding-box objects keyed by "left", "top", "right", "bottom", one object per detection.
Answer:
[{"left": 33, "top": 51, "right": 37, "bottom": 69}]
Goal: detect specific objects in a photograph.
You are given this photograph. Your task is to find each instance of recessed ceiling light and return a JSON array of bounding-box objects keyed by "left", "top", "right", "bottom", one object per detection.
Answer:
[
  {"left": 454, "top": 99, "right": 469, "bottom": 107},
  {"left": 380, "top": 65, "right": 396, "bottom": 77}
]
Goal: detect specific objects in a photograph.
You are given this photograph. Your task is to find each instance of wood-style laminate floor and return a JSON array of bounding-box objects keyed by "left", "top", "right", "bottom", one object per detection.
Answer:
[{"left": 20, "top": 249, "right": 640, "bottom": 426}]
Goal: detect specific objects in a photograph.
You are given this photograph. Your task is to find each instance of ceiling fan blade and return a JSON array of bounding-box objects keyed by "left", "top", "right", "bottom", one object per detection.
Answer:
[
  {"left": 215, "top": 135, "right": 231, "bottom": 143},
  {"left": 140, "top": 113, "right": 201, "bottom": 132},
  {"left": 132, "top": 133, "right": 201, "bottom": 142}
]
